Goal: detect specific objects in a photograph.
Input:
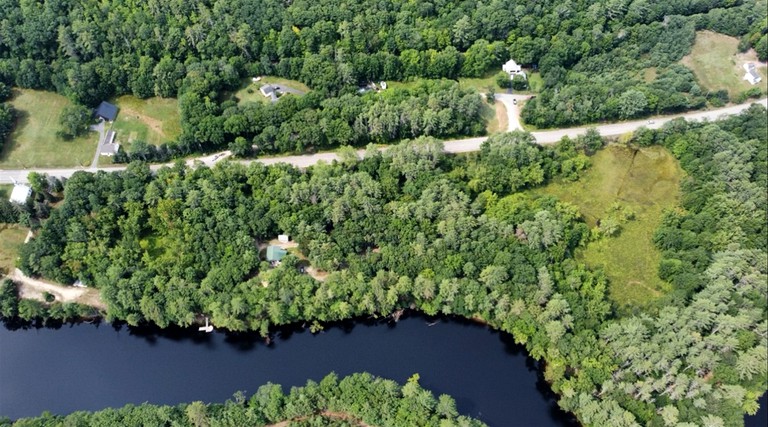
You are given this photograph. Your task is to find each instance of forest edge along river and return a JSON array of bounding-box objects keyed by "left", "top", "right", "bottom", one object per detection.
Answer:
[
  {"left": 1, "top": 312, "right": 578, "bottom": 426},
  {"left": 1, "top": 313, "right": 766, "bottom": 426}
]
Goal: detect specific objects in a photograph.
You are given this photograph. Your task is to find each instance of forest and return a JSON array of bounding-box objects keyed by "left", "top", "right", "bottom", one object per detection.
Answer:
[
  {"left": 4, "top": 104, "right": 765, "bottom": 425},
  {"left": 0, "top": 0, "right": 765, "bottom": 158},
  {"left": 1, "top": 372, "right": 486, "bottom": 427}
]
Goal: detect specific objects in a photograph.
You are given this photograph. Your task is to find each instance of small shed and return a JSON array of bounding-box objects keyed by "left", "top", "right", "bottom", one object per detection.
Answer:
[
  {"left": 266, "top": 245, "right": 288, "bottom": 262},
  {"left": 9, "top": 184, "right": 31, "bottom": 204},
  {"left": 278, "top": 234, "right": 290, "bottom": 243},
  {"left": 94, "top": 101, "right": 119, "bottom": 122}
]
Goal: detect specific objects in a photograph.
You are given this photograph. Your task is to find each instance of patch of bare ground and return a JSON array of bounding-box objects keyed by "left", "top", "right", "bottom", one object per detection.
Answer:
[
  {"left": 9, "top": 268, "right": 106, "bottom": 310},
  {"left": 266, "top": 411, "right": 373, "bottom": 427}
]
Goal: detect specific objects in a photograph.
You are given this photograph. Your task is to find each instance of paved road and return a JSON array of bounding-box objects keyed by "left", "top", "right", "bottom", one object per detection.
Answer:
[
  {"left": 1, "top": 98, "right": 765, "bottom": 184},
  {"left": 495, "top": 93, "right": 532, "bottom": 131}
]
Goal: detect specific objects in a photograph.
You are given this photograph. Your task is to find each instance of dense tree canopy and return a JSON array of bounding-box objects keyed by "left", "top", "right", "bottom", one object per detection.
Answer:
[
  {"left": 12, "top": 105, "right": 768, "bottom": 425},
  {"left": 1, "top": 372, "right": 486, "bottom": 427},
  {"left": 0, "top": 0, "right": 764, "bottom": 155}
]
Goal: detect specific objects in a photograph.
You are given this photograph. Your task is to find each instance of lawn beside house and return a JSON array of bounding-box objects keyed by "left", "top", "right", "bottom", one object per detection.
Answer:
[
  {"left": 0, "top": 89, "right": 96, "bottom": 168},
  {"left": 0, "top": 224, "right": 28, "bottom": 275},
  {"left": 680, "top": 30, "right": 768, "bottom": 98},
  {"left": 111, "top": 95, "right": 181, "bottom": 149}
]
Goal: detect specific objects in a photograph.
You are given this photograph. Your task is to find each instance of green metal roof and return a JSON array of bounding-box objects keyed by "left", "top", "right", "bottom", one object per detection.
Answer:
[{"left": 266, "top": 245, "right": 288, "bottom": 262}]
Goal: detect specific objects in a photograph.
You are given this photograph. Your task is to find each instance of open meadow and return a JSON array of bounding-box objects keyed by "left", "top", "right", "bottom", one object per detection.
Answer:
[
  {"left": 533, "top": 145, "right": 683, "bottom": 313},
  {"left": 111, "top": 95, "right": 181, "bottom": 149},
  {"left": 0, "top": 89, "right": 96, "bottom": 168}
]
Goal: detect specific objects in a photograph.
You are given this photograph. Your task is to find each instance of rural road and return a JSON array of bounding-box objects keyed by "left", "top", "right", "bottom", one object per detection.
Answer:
[{"left": 1, "top": 98, "right": 765, "bottom": 184}]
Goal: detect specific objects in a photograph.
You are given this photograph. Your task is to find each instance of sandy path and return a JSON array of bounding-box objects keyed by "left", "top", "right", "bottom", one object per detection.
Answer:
[
  {"left": 9, "top": 268, "right": 106, "bottom": 310},
  {"left": 266, "top": 411, "right": 373, "bottom": 427}
]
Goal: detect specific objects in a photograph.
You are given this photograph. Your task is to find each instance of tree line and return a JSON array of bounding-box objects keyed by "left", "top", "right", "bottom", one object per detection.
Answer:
[
  {"left": 0, "top": 0, "right": 764, "bottom": 157},
  {"left": 2, "top": 372, "right": 486, "bottom": 427}
]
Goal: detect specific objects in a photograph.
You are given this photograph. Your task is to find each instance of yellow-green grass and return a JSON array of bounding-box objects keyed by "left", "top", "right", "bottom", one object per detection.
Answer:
[
  {"left": 111, "top": 95, "right": 181, "bottom": 150},
  {"left": 458, "top": 73, "right": 502, "bottom": 93},
  {"left": 484, "top": 100, "right": 508, "bottom": 134},
  {"left": 681, "top": 30, "right": 768, "bottom": 98},
  {"left": 0, "top": 89, "right": 96, "bottom": 168},
  {"left": 532, "top": 145, "right": 683, "bottom": 312},
  {"left": 0, "top": 224, "right": 28, "bottom": 274}
]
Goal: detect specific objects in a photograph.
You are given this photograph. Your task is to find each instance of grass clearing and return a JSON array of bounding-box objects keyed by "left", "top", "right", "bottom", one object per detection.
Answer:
[
  {"left": 111, "top": 95, "right": 181, "bottom": 149},
  {"left": 532, "top": 145, "right": 683, "bottom": 311},
  {"left": 0, "top": 89, "right": 96, "bottom": 168},
  {"left": 0, "top": 224, "right": 28, "bottom": 274},
  {"left": 458, "top": 73, "right": 501, "bottom": 93},
  {"left": 233, "top": 77, "right": 310, "bottom": 105},
  {"left": 484, "top": 100, "right": 508, "bottom": 134},
  {"left": 680, "top": 30, "right": 768, "bottom": 98}
]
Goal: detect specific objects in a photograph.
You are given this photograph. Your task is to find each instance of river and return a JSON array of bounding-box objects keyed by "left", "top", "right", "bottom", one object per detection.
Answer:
[
  {"left": 0, "top": 313, "right": 765, "bottom": 426},
  {"left": 1, "top": 313, "right": 576, "bottom": 426}
]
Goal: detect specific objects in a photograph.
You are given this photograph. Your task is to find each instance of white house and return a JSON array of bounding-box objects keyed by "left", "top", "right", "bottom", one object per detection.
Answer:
[
  {"left": 9, "top": 183, "right": 31, "bottom": 204},
  {"left": 502, "top": 59, "right": 526, "bottom": 80},
  {"left": 260, "top": 84, "right": 278, "bottom": 101},
  {"left": 743, "top": 63, "right": 762, "bottom": 85},
  {"left": 100, "top": 130, "right": 120, "bottom": 156}
]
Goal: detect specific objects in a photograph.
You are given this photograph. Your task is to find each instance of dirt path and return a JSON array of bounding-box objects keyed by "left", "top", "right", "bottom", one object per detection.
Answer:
[
  {"left": 8, "top": 268, "right": 106, "bottom": 310},
  {"left": 266, "top": 411, "right": 373, "bottom": 427}
]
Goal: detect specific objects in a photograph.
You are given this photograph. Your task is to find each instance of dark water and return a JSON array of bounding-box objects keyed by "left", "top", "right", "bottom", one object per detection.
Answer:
[{"left": 0, "top": 313, "right": 576, "bottom": 426}]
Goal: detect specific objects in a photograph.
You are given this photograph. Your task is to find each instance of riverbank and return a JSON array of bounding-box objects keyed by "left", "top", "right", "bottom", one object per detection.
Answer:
[{"left": 9, "top": 268, "right": 106, "bottom": 310}]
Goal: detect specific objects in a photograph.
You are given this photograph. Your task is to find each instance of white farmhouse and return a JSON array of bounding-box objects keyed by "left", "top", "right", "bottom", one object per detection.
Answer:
[
  {"left": 502, "top": 59, "right": 526, "bottom": 80},
  {"left": 743, "top": 63, "right": 762, "bottom": 85}
]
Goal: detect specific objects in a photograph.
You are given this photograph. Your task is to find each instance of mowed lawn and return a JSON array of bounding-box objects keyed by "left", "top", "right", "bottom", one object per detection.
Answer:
[
  {"left": 681, "top": 30, "right": 768, "bottom": 98},
  {"left": 0, "top": 224, "right": 28, "bottom": 274},
  {"left": 0, "top": 89, "right": 96, "bottom": 168},
  {"left": 533, "top": 145, "right": 683, "bottom": 312},
  {"left": 111, "top": 95, "right": 181, "bottom": 148}
]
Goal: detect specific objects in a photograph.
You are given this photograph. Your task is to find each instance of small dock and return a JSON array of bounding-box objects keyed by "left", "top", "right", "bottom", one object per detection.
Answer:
[{"left": 198, "top": 317, "right": 213, "bottom": 333}]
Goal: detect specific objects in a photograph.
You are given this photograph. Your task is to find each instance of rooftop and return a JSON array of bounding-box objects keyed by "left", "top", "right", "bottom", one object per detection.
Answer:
[
  {"left": 9, "top": 184, "right": 31, "bottom": 204},
  {"left": 266, "top": 245, "right": 288, "bottom": 262},
  {"left": 95, "top": 101, "right": 118, "bottom": 121}
]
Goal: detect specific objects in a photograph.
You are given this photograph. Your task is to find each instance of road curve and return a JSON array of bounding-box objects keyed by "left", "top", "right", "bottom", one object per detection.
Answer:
[{"left": 1, "top": 98, "right": 765, "bottom": 184}]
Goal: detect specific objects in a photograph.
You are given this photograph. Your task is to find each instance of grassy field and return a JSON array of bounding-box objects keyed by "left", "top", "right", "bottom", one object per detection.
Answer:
[
  {"left": 234, "top": 77, "right": 310, "bottom": 105},
  {"left": 681, "top": 30, "right": 768, "bottom": 97},
  {"left": 458, "top": 73, "right": 501, "bottom": 93},
  {"left": 484, "top": 100, "right": 508, "bottom": 134},
  {"left": 111, "top": 95, "right": 181, "bottom": 149},
  {"left": 0, "top": 224, "right": 28, "bottom": 274},
  {"left": 532, "top": 145, "right": 683, "bottom": 311},
  {"left": 0, "top": 89, "right": 96, "bottom": 168}
]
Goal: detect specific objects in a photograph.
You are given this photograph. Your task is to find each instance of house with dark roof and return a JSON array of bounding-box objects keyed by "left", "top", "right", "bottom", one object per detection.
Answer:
[
  {"left": 94, "top": 101, "right": 119, "bottom": 121},
  {"left": 260, "top": 84, "right": 278, "bottom": 101}
]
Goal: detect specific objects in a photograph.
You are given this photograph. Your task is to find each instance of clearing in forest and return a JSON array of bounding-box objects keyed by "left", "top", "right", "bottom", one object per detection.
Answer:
[
  {"left": 533, "top": 145, "right": 683, "bottom": 312},
  {"left": 233, "top": 76, "right": 310, "bottom": 105},
  {"left": 0, "top": 224, "right": 27, "bottom": 275},
  {"left": 111, "top": 95, "right": 181, "bottom": 149},
  {"left": 0, "top": 89, "right": 96, "bottom": 168},
  {"left": 680, "top": 30, "right": 768, "bottom": 98}
]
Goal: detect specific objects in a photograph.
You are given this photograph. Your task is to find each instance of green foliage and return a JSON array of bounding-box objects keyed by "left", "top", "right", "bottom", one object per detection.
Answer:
[
  {"left": 57, "top": 104, "right": 92, "bottom": 140},
  {"left": 10, "top": 373, "right": 487, "bottom": 427}
]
